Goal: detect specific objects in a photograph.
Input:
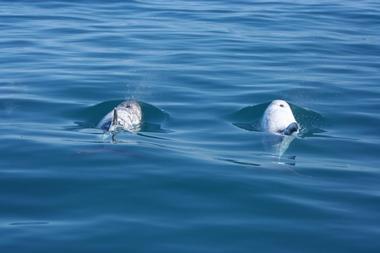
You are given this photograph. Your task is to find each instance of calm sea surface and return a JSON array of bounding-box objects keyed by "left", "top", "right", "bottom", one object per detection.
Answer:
[{"left": 1, "top": 0, "right": 380, "bottom": 252}]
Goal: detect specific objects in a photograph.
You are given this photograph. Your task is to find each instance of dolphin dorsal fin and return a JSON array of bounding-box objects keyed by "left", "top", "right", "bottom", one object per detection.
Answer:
[{"left": 112, "top": 109, "right": 118, "bottom": 126}]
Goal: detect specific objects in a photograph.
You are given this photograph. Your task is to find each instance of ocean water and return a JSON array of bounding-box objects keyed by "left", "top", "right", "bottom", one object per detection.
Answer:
[{"left": 1, "top": 0, "right": 380, "bottom": 252}]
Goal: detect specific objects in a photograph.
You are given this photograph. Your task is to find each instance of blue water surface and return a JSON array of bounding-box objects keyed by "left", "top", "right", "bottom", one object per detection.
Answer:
[{"left": 1, "top": 0, "right": 380, "bottom": 252}]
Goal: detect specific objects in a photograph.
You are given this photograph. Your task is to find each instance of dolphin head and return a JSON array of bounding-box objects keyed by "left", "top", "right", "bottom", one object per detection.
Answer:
[
  {"left": 261, "top": 100, "right": 299, "bottom": 136},
  {"left": 109, "top": 100, "right": 142, "bottom": 132}
]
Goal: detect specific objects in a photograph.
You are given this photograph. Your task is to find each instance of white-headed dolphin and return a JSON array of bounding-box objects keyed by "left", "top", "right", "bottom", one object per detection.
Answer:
[{"left": 261, "top": 100, "right": 299, "bottom": 136}]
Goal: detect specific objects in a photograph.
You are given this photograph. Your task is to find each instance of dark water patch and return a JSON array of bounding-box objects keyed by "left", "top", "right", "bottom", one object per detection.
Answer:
[
  {"left": 9, "top": 221, "right": 49, "bottom": 226},
  {"left": 218, "top": 158, "right": 260, "bottom": 168}
]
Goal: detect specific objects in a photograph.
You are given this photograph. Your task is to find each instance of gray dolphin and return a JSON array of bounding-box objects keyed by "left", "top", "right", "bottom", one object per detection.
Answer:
[{"left": 97, "top": 100, "right": 142, "bottom": 133}]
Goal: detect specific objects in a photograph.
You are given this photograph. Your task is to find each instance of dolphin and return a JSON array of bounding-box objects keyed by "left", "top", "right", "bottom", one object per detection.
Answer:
[
  {"left": 261, "top": 100, "right": 299, "bottom": 157},
  {"left": 97, "top": 100, "right": 142, "bottom": 133},
  {"left": 261, "top": 100, "right": 299, "bottom": 136}
]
